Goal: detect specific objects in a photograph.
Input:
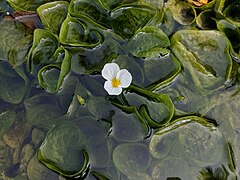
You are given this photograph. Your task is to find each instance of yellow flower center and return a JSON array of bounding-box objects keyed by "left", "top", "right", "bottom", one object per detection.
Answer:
[{"left": 112, "top": 78, "right": 121, "bottom": 88}]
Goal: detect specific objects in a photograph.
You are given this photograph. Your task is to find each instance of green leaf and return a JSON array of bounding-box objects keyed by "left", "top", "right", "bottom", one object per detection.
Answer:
[
  {"left": 171, "top": 30, "right": 233, "bottom": 92},
  {"left": 9, "top": 35, "right": 33, "bottom": 67},
  {"left": 86, "top": 96, "right": 116, "bottom": 119},
  {"left": 125, "top": 26, "right": 170, "bottom": 58},
  {"left": 38, "top": 122, "right": 89, "bottom": 178},
  {"left": 113, "top": 55, "right": 144, "bottom": 86},
  {"left": 151, "top": 157, "right": 190, "bottom": 179},
  {"left": 143, "top": 0, "right": 164, "bottom": 10},
  {"left": 27, "top": 154, "right": 59, "bottom": 180},
  {"left": 0, "top": 61, "right": 27, "bottom": 104},
  {"left": 79, "top": 75, "right": 107, "bottom": 97},
  {"left": 0, "top": 21, "right": 30, "bottom": 61},
  {"left": 196, "top": 10, "right": 217, "bottom": 30},
  {"left": 217, "top": 19, "right": 240, "bottom": 48},
  {"left": 215, "top": 0, "right": 240, "bottom": 27},
  {"left": 166, "top": 0, "right": 196, "bottom": 25},
  {"left": 148, "top": 7, "right": 175, "bottom": 36},
  {"left": 74, "top": 116, "right": 111, "bottom": 169},
  {"left": 111, "top": 107, "right": 149, "bottom": 142},
  {"left": 24, "top": 93, "right": 65, "bottom": 129},
  {"left": 113, "top": 143, "right": 151, "bottom": 179},
  {"left": 127, "top": 85, "right": 174, "bottom": 128},
  {"left": 27, "top": 29, "right": 59, "bottom": 75},
  {"left": 110, "top": 4, "right": 156, "bottom": 39},
  {"left": 7, "top": 0, "right": 54, "bottom": 11},
  {"left": 143, "top": 53, "right": 181, "bottom": 90},
  {"left": 150, "top": 116, "right": 227, "bottom": 166},
  {"left": 37, "top": 1, "right": 69, "bottom": 35},
  {"left": 69, "top": 0, "right": 110, "bottom": 28},
  {"left": 0, "top": 110, "right": 16, "bottom": 138},
  {"left": 59, "top": 16, "right": 103, "bottom": 47},
  {"left": 70, "top": 31, "right": 121, "bottom": 75},
  {"left": 37, "top": 64, "right": 61, "bottom": 93},
  {"left": 91, "top": 171, "right": 110, "bottom": 180},
  {"left": 37, "top": 47, "right": 71, "bottom": 93}
]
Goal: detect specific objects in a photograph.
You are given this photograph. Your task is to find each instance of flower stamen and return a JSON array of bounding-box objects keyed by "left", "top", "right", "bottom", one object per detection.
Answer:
[{"left": 112, "top": 78, "right": 121, "bottom": 88}]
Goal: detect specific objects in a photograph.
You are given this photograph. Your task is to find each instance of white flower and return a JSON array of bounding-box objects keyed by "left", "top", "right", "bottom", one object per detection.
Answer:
[{"left": 102, "top": 63, "right": 132, "bottom": 95}]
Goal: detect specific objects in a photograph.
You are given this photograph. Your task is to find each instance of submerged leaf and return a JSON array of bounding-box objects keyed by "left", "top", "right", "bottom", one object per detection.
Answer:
[
  {"left": 0, "top": 61, "right": 27, "bottom": 104},
  {"left": 113, "top": 143, "right": 151, "bottom": 179},
  {"left": 0, "top": 110, "right": 16, "bottom": 138},
  {"left": 38, "top": 122, "right": 89, "bottom": 177},
  {"left": 9, "top": 35, "right": 33, "bottom": 67},
  {"left": 111, "top": 107, "right": 149, "bottom": 142}
]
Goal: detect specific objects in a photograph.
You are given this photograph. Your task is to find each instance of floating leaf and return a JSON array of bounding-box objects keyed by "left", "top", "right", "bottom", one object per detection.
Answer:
[
  {"left": 37, "top": 64, "right": 61, "bottom": 93},
  {"left": 27, "top": 29, "right": 59, "bottom": 74},
  {"left": 196, "top": 10, "right": 217, "bottom": 30},
  {"left": 127, "top": 85, "right": 174, "bottom": 128},
  {"left": 178, "top": 120, "right": 227, "bottom": 166},
  {"left": 7, "top": 0, "right": 53, "bottom": 11},
  {"left": 216, "top": 0, "right": 240, "bottom": 27},
  {"left": 69, "top": 0, "right": 110, "bottom": 28},
  {"left": 155, "top": 8, "right": 175, "bottom": 36},
  {"left": 217, "top": 19, "right": 240, "bottom": 48},
  {"left": 110, "top": 4, "right": 156, "bottom": 39},
  {"left": 59, "top": 16, "right": 103, "bottom": 47},
  {"left": 166, "top": 0, "right": 196, "bottom": 25},
  {"left": 171, "top": 30, "right": 233, "bottom": 92},
  {"left": 37, "top": 1, "right": 69, "bottom": 35},
  {"left": 113, "top": 55, "right": 144, "bottom": 86},
  {"left": 143, "top": 53, "right": 181, "bottom": 90},
  {"left": 150, "top": 116, "right": 227, "bottom": 166},
  {"left": 70, "top": 31, "right": 121, "bottom": 74},
  {"left": 125, "top": 26, "right": 170, "bottom": 58},
  {"left": 37, "top": 47, "right": 72, "bottom": 93}
]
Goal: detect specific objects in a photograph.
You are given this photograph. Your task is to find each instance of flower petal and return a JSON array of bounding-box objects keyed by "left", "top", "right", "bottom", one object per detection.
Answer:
[
  {"left": 102, "top": 63, "right": 120, "bottom": 81},
  {"left": 104, "top": 81, "right": 122, "bottom": 95},
  {"left": 116, "top": 69, "right": 132, "bottom": 88}
]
